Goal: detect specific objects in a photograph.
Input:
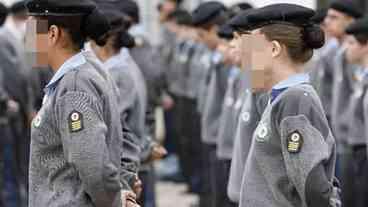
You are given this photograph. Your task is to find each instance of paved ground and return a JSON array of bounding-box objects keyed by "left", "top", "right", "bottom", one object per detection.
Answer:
[{"left": 156, "top": 182, "right": 198, "bottom": 207}]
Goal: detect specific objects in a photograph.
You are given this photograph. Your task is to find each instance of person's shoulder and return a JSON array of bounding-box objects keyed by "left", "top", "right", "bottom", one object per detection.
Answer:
[
  {"left": 57, "top": 56, "right": 112, "bottom": 100},
  {"left": 275, "top": 84, "right": 322, "bottom": 112}
]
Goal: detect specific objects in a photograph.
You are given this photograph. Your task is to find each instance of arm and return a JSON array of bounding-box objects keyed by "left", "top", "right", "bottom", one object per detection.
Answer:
[
  {"left": 56, "top": 91, "right": 121, "bottom": 207},
  {"left": 275, "top": 89, "right": 336, "bottom": 207}
]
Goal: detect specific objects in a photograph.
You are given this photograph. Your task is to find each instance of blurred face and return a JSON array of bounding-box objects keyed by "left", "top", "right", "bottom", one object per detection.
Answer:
[
  {"left": 239, "top": 29, "right": 285, "bottom": 91},
  {"left": 197, "top": 27, "right": 221, "bottom": 50},
  {"left": 160, "top": 1, "right": 177, "bottom": 22},
  {"left": 25, "top": 17, "right": 49, "bottom": 68},
  {"left": 324, "top": 9, "right": 354, "bottom": 40},
  {"left": 229, "top": 36, "right": 241, "bottom": 66},
  {"left": 345, "top": 35, "right": 368, "bottom": 65},
  {"left": 25, "top": 16, "right": 77, "bottom": 70},
  {"left": 216, "top": 40, "right": 232, "bottom": 65}
]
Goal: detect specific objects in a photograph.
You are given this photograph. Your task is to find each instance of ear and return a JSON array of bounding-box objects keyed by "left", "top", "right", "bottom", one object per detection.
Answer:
[
  {"left": 271, "top": 40, "right": 282, "bottom": 58},
  {"left": 48, "top": 25, "right": 60, "bottom": 46}
]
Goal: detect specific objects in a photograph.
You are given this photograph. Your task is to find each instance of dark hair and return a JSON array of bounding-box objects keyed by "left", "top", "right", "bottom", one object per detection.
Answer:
[
  {"left": 0, "top": 2, "right": 8, "bottom": 26},
  {"left": 104, "top": 18, "right": 135, "bottom": 51},
  {"left": 354, "top": 34, "right": 368, "bottom": 45},
  {"left": 201, "top": 10, "right": 229, "bottom": 30},
  {"left": 260, "top": 23, "right": 325, "bottom": 63},
  {"left": 39, "top": 9, "right": 109, "bottom": 51}
]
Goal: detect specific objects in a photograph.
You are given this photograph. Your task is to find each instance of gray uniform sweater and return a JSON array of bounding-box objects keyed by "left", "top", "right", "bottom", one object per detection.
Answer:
[
  {"left": 330, "top": 49, "right": 358, "bottom": 150},
  {"left": 185, "top": 43, "right": 208, "bottom": 99},
  {"left": 239, "top": 84, "right": 336, "bottom": 207},
  {"left": 227, "top": 91, "right": 268, "bottom": 202},
  {"left": 346, "top": 71, "right": 368, "bottom": 146},
  {"left": 29, "top": 52, "right": 123, "bottom": 207},
  {"left": 216, "top": 67, "right": 245, "bottom": 159},
  {"left": 201, "top": 62, "right": 229, "bottom": 144},
  {"left": 313, "top": 38, "right": 339, "bottom": 118}
]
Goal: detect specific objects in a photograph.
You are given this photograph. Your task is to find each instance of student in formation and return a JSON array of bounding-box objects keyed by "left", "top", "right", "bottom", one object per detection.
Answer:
[
  {"left": 231, "top": 4, "right": 339, "bottom": 207},
  {"left": 25, "top": 0, "right": 139, "bottom": 206}
]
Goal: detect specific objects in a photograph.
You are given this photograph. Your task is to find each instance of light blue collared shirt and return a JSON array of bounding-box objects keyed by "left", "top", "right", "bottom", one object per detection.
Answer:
[
  {"left": 271, "top": 73, "right": 310, "bottom": 102},
  {"left": 103, "top": 49, "right": 131, "bottom": 71},
  {"left": 43, "top": 52, "right": 86, "bottom": 105},
  {"left": 272, "top": 73, "right": 310, "bottom": 90}
]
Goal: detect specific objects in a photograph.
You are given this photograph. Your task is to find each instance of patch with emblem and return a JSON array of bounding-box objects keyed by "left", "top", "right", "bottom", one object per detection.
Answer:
[
  {"left": 287, "top": 131, "right": 304, "bottom": 153},
  {"left": 241, "top": 112, "right": 250, "bottom": 122},
  {"left": 256, "top": 124, "right": 268, "bottom": 142},
  {"left": 68, "top": 111, "right": 84, "bottom": 133},
  {"left": 33, "top": 115, "right": 41, "bottom": 128}
]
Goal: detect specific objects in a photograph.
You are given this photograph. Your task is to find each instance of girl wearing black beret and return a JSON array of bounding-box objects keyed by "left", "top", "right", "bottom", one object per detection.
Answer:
[
  {"left": 25, "top": 0, "right": 137, "bottom": 206},
  {"left": 235, "top": 4, "right": 340, "bottom": 207}
]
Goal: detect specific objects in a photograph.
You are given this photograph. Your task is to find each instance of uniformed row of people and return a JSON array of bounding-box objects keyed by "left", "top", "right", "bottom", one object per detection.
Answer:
[
  {"left": 157, "top": 0, "right": 368, "bottom": 207},
  {"left": 0, "top": 0, "right": 172, "bottom": 206}
]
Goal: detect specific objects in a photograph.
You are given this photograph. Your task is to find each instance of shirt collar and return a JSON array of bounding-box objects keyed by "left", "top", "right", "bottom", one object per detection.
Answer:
[
  {"left": 45, "top": 52, "right": 86, "bottom": 90},
  {"left": 271, "top": 73, "right": 310, "bottom": 103},
  {"left": 103, "top": 49, "right": 131, "bottom": 70},
  {"left": 272, "top": 73, "right": 310, "bottom": 90}
]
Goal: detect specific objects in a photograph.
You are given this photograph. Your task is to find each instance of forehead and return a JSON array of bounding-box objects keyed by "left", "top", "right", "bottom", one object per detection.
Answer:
[
  {"left": 27, "top": 17, "right": 49, "bottom": 34},
  {"left": 327, "top": 9, "right": 348, "bottom": 19}
]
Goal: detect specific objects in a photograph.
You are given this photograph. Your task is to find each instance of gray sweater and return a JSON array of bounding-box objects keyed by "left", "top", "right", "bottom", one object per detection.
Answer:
[
  {"left": 29, "top": 52, "right": 123, "bottom": 207},
  {"left": 216, "top": 68, "right": 245, "bottom": 159},
  {"left": 239, "top": 84, "right": 336, "bottom": 207},
  {"left": 227, "top": 91, "right": 268, "bottom": 202}
]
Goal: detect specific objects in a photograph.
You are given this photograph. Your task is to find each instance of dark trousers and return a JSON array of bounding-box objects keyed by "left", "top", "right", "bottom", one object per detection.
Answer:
[
  {"left": 215, "top": 159, "right": 237, "bottom": 207},
  {"left": 200, "top": 144, "right": 217, "bottom": 207},
  {"left": 138, "top": 165, "right": 156, "bottom": 207},
  {"left": 1, "top": 120, "right": 18, "bottom": 207},
  {"left": 177, "top": 97, "right": 202, "bottom": 193},
  {"left": 337, "top": 145, "right": 368, "bottom": 207}
]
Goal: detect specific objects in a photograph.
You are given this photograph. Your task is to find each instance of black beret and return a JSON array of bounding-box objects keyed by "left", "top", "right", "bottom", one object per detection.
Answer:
[
  {"left": 311, "top": 8, "right": 327, "bottom": 24},
  {"left": 97, "top": 2, "right": 125, "bottom": 27},
  {"left": 26, "top": 0, "right": 97, "bottom": 16},
  {"left": 330, "top": 0, "right": 363, "bottom": 19},
  {"left": 246, "top": 4, "right": 315, "bottom": 30},
  {"left": 346, "top": 17, "right": 368, "bottom": 35},
  {"left": 192, "top": 1, "right": 226, "bottom": 26},
  {"left": 117, "top": 0, "right": 140, "bottom": 23},
  {"left": 217, "top": 24, "right": 234, "bottom": 39},
  {"left": 10, "top": 1, "right": 26, "bottom": 14},
  {"left": 227, "top": 9, "right": 256, "bottom": 31},
  {"left": 168, "top": 9, "right": 192, "bottom": 25},
  {"left": 0, "top": 2, "right": 8, "bottom": 15}
]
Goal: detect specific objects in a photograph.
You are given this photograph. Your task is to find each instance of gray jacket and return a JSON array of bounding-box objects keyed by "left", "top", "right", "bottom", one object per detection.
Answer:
[
  {"left": 330, "top": 49, "right": 358, "bottom": 150},
  {"left": 346, "top": 71, "right": 368, "bottom": 146},
  {"left": 313, "top": 39, "right": 339, "bottom": 118},
  {"left": 185, "top": 43, "right": 208, "bottom": 99},
  {"left": 201, "top": 62, "right": 229, "bottom": 144},
  {"left": 227, "top": 91, "right": 268, "bottom": 202},
  {"left": 29, "top": 52, "right": 123, "bottom": 207},
  {"left": 216, "top": 67, "right": 245, "bottom": 159},
  {"left": 196, "top": 49, "right": 216, "bottom": 114},
  {"left": 239, "top": 84, "right": 336, "bottom": 207}
]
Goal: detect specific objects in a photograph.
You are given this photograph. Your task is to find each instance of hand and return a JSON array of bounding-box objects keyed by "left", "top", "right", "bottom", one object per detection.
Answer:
[
  {"left": 162, "top": 94, "right": 174, "bottom": 110},
  {"left": 150, "top": 145, "right": 167, "bottom": 161},
  {"left": 121, "top": 191, "right": 140, "bottom": 207},
  {"left": 132, "top": 175, "right": 143, "bottom": 199},
  {"left": 7, "top": 100, "right": 19, "bottom": 113}
]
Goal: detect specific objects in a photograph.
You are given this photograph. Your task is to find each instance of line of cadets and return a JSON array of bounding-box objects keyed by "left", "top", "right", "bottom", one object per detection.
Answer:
[{"left": 158, "top": 0, "right": 368, "bottom": 206}]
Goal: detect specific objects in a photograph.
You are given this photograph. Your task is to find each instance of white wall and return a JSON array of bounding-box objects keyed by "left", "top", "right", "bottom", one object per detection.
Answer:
[
  {"left": 0, "top": 0, "right": 17, "bottom": 6},
  {"left": 223, "top": 0, "right": 316, "bottom": 9}
]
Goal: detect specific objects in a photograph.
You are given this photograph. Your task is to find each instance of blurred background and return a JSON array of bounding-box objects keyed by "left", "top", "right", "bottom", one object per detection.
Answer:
[{"left": 2, "top": 0, "right": 366, "bottom": 46}]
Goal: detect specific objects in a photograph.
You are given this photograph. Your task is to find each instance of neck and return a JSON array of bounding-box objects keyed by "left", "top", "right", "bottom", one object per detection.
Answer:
[
  {"left": 50, "top": 50, "right": 79, "bottom": 72},
  {"left": 96, "top": 45, "right": 117, "bottom": 63},
  {"left": 362, "top": 56, "right": 368, "bottom": 69},
  {"left": 267, "top": 61, "right": 302, "bottom": 91}
]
